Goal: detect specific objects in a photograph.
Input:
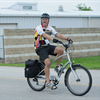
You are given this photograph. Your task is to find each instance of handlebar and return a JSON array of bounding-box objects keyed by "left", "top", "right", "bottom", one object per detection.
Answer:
[
  {"left": 57, "top": 40, "right": 70, "bottom": 49},
  {"left": 52, "top": 39, "right": 73, "bottom": 50}
]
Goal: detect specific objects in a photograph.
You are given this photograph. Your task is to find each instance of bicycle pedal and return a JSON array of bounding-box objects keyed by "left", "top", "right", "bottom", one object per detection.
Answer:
[{"left": 51, "top": 86, "right": 57, "bottom": 90}]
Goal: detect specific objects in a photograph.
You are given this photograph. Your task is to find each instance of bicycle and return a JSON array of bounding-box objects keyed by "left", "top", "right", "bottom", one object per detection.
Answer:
[{"left": 27, "top": 40, "right": 92, "bottom": 96}]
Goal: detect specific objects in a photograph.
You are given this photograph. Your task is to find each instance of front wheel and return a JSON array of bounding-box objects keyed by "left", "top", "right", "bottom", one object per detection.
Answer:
[{"left": 64, "top": 65, "right": 92, "bottom": 96}]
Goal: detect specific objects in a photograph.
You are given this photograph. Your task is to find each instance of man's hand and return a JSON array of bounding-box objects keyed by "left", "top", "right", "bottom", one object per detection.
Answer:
[
  {"left": 67, "top": 38, "right": 73, "bottom": 44},
  {"left": 53, "top": 39, "right": 59, "bottom": 43}
]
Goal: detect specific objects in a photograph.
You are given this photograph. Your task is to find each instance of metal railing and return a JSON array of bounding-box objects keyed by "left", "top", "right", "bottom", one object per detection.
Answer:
[{"left": 0, "top": 35, "right": 5, "bottom": 63}]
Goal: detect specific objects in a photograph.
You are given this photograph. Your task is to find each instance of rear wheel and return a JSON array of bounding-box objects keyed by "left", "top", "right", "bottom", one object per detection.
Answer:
[
  {"left": 27, "top": 77, "right": 45, "bottom": 91},
  {"left": 64, "top": 65, "right": 92, "bottom": 96}
]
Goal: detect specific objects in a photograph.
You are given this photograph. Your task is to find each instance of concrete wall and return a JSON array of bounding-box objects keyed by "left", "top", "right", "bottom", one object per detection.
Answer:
[
  {"left": 83, "top": 18, "right": 88, "bottom": 28},
  {"left": 90, "top": 18, "right": 100, "bottom": 28},
  {"left": 4, "top": 28, "right": 100, "bottom": 63},
  {"left": 83, "top": 17, "right": 100, "bottom": 28}
]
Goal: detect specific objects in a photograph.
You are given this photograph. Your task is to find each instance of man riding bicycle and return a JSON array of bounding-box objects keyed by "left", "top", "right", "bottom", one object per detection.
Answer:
[{"left": 34, "top": 13, "right": 73, "bottom": 89}]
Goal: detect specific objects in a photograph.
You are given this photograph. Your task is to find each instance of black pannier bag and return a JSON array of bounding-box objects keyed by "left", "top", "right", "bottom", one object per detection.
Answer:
[{"left": 25, "top": 59, "right": 44, "bottom": 78}]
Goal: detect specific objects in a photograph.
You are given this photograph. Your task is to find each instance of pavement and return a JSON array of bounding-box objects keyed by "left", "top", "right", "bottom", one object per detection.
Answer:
[{"left": 0, "top": 66, "right": 100, "bottom": 100}]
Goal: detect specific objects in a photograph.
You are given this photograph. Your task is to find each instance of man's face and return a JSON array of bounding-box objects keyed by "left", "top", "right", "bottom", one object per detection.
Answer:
[{"left": 41, "top": 18, "right": 49, "bottom": 27}]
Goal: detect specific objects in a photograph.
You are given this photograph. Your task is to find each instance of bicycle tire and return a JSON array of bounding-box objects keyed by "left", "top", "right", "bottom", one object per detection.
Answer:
[
  {"left": 27, "top": 77, "right": 45, "bottom": 91},
  {"left": 64, "top": 64, "right": 92, "bottom": 96}
]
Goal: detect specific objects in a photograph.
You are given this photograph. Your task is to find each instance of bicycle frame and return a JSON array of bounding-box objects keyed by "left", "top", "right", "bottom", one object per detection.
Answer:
[
  {"left": 37, "top": 40, "right": 81, "bottom": 82},
  {"left": 37, "top": 49, "right": 79, "bottom": 81},
  {"left": 51, "top": 50, "right": 80, "bottom": 80},
  {"left": 50, "top": 52, "right": 71, "bottom": 77}
]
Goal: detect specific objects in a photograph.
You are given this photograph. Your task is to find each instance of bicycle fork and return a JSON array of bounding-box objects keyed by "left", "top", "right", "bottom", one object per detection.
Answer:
[{"left": 67, "top": 52, "right": 80, "bottom": 82}]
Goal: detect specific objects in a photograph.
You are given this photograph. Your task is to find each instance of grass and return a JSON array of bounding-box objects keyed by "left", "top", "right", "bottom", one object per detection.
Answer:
[
  {"left": 0, "top": 56, "right": 100, "bottom": 69},
  {"left": 51, "top": 56, "right": 100, "bottom": 69},
  {"left": 0, "top": 63, "right": 25, "bottom": 67}
]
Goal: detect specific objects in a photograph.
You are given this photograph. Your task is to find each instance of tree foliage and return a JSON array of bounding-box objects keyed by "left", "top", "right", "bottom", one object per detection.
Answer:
[{"left": 76, "top": 3, "right": 93, "bottom": 11}]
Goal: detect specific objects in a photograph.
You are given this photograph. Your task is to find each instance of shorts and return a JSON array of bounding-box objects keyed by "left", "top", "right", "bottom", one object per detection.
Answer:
[{"left": 36, "top": 45, "right": 57, "bottom": 62}]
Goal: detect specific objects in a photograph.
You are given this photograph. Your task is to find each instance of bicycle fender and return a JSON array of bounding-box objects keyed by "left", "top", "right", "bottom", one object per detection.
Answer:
[{"left": 72, "top": 64, "right": 80, "bottom": 67}]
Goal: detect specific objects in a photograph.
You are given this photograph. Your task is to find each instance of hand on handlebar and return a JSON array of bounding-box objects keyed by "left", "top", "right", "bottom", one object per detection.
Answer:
[
  {"left": 53, "top": 39, "right": 59, "bottom": 43},
  {"left": 67, "top": 38, "right": 73, "bottom": 44},
  {"left": 53, "top": 38, "right": 72, "bottom": 48},
  {"left": 53, "top": 38, "right": 73, "bottom": 45}
]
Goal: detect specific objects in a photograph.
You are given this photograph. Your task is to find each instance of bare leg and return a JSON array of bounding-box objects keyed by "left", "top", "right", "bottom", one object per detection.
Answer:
[
  {"left": 54, "top": 47, "right": 64, "bottom": 66},
  {"left": 44, "top": 58, "right": 51, "bottom": 84}
]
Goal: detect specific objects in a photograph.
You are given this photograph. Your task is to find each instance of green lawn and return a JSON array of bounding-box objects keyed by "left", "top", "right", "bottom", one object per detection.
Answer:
[
  {"left": 0, "top": 56, "right": 100, "bottom": 69},
  {"left": 51, "top": 56, "right": 100, "bottom": 69}
]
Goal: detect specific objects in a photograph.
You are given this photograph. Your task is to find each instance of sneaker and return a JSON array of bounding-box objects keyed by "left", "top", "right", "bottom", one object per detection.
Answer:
[
  {"left": 54, "top": 66, "right": 64, "bottom": 73},
  {"left": 45, "top": 82, "right": 57, "bottom": 90},
  {"left": 54, "top": 66, "right": 59, "bottom": 73}
]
